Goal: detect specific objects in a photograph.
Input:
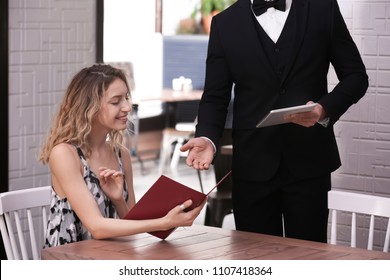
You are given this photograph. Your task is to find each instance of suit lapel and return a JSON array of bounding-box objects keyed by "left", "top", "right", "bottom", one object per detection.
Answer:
[
  {"left": 234, "top": 0, "right": 309, "bottom": 84},
  {"left": 281, "top": 0, "right": 309, "bottom": 85},
  {"left": 236, "top": 0, "right": 279, "bottom": 81}
]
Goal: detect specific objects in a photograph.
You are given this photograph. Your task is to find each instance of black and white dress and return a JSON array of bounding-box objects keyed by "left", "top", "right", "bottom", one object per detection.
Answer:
[{"left": 44, "top": 146, "right": 128, "bottom": 247}]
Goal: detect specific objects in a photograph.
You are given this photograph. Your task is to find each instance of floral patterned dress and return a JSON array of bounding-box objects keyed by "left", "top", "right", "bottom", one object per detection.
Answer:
[{"left": 44, "top": 146, "right": 128, "bottom": 247}]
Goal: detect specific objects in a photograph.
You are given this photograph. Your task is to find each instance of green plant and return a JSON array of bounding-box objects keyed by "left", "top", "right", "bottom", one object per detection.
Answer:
[
  {"left": 175, "top": 0, "right": 237, "bottom": 35},
  {"left": 201, "top": 0, "right": 236, "bottom": 15}
]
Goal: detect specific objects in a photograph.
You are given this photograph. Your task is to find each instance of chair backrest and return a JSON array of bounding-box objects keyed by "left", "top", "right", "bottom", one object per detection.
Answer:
[
  {"left": 0, "top": 186, "right": 52, "bottom": 259},
  {"left": 328, "top": 190, "right": 390, "bottom": 252}
]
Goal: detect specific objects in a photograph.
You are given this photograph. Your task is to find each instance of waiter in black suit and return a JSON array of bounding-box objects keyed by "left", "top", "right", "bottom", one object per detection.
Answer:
[{"left": 181, "top": 0, "right": 368, "bottom": 242}]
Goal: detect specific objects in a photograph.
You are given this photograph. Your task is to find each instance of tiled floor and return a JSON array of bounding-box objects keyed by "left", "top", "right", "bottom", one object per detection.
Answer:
[{"left": 131, "top": 156, "right": 235, "bottom": 229}]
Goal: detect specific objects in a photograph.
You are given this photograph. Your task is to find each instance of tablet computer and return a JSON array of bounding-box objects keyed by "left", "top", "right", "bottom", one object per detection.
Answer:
[{"left": 256, "top": 103, "right": 317, "bottom": 128}]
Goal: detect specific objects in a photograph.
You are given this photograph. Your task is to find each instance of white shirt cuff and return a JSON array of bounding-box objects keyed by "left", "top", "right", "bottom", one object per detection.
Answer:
[
  {"left": 317, "top": 117, "right": 330, "bottom": 127},
  {"left": 200, "top": 137, "right": 216, "bottom": 154}
]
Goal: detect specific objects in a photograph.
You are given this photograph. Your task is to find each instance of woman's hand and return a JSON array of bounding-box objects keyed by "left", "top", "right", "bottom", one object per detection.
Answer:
[
  {"left": 162, "top": 199, "right": 207, "bottom": 230},
  {"left": 98, "top": 167, "right": 124, "bottom": 203}
]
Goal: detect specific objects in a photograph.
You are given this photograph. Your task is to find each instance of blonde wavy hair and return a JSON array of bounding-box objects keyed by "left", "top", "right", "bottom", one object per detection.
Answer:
[{"left": 39, "top": 64, "right": 131, "bottom": 164}]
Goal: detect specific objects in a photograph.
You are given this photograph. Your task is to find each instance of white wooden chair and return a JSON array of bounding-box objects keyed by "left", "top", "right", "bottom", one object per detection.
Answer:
[
  {"left": 328, "top": 190, "right": 390, "bottom": 252},
  {"left": 0, "top": 186, "right": 51, "bottom": 259}
]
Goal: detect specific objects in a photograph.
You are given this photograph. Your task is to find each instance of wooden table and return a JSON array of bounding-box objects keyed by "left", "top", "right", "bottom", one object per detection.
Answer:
[
  {"left": 41, "top": 225, "right": 390, "bottom": 260},
  {"left": 131, "top": 88, "right": 203, "bottom": 125}
]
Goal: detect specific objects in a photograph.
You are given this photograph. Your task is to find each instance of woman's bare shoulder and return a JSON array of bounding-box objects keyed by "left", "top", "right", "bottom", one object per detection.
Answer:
[{"left": 50, "top": 143, "right": 79, "bottom": 164}]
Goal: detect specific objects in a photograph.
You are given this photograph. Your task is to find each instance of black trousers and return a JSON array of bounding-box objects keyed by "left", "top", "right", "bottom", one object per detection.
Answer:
[{"left": 232, "top": 159, "right": 331, "bottom": 243}]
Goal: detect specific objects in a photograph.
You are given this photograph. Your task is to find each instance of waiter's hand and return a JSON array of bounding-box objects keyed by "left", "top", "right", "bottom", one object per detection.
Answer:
[
  {"left": 180, "top": 137, "right": 215, "bottom": 170},
  {"left": 284, "top": 101, "right": 327, "bottom": 127}
]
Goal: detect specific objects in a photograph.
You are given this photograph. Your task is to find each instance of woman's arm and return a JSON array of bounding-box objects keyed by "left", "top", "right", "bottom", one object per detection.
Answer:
[{"left": 49, "top": 143, "right": 205, "bottom": 240}]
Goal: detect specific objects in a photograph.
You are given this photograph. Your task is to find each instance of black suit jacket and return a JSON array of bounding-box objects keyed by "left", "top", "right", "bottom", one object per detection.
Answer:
[{"left": 195, "top": 0, "right": 368, "bottom": 181}]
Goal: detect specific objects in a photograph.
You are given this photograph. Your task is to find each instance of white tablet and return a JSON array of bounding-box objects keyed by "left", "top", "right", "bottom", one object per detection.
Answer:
[{"left": 256, "top": 103, "right": 317, "bottom": 128}]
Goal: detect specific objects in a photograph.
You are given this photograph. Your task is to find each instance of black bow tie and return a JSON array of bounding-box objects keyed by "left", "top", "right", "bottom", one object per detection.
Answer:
[{"left": 252, "top": 0, "right": 286, "bottom": 16}]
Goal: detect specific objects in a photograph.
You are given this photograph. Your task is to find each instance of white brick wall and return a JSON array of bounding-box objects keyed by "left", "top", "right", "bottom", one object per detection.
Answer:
[
  {"left": 330, "top": 0, "right": 390, "bottom": 250},
  {"left": 8, "top": 0, "right": 96, "bottom": 190},
  {"left": 333, "top": 1, "right": 390, "bottom": 193}
]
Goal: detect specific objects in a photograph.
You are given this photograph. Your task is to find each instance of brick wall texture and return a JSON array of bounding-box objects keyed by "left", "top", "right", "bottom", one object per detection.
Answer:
[{"left": 8, "top": 0, "right": 96, "bottom": 189}]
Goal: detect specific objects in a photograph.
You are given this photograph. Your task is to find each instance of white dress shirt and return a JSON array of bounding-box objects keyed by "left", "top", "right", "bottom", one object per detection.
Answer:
[{"left": 251, "top": 0, "right": 293, "bottom": 43}]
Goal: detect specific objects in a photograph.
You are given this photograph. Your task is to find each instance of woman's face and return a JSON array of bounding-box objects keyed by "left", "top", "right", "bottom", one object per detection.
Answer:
[{"left": 96, "top": 78, "right": 131, "bottom": 132}]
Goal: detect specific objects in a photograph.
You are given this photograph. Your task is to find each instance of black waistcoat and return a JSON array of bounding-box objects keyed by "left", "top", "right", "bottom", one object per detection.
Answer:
[{"left": 253, "top": 6, "right": 297, "bottom": 83}]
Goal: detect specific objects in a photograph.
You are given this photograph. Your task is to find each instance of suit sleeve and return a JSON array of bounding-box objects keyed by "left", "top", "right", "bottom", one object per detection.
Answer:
[
  {"left": 319, "top": 0, "right": 368, "bottom": 125},
  {"left": 195, "top": 16, "right": 234, "bottom": 148}
]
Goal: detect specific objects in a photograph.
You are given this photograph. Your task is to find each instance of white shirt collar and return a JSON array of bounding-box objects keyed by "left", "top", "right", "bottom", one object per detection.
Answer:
[{"left": 250, "top": 0, "right": 293, "bottom": 43}]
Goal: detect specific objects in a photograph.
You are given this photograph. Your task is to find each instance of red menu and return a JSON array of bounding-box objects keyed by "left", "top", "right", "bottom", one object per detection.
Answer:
[{"left": 124, "top": 171, "right": 232, "bottom": 239}]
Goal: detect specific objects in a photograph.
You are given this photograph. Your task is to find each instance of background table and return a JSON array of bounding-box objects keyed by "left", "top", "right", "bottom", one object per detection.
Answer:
[
  {"left": 129, "top": 89, "right": 203, "bottom": 173},
  {"left": 139, "top": 88, "right": 203, "bottom": 103}
]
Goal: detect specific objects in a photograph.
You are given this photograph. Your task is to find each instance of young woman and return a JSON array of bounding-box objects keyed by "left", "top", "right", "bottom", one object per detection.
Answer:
[{"left": 39, "top": 64, "right": 205, "bottom": 247}]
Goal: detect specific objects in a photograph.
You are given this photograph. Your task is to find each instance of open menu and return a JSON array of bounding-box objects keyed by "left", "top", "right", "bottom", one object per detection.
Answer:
[
  {"left": 123, "top": 170, "right": 232, "bottom": 239},
  {"left": 256, "top": 103, "right": 317, "bottom": 128}
]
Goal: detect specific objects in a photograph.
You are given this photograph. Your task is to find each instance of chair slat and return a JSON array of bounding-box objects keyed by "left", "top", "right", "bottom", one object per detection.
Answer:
[
  {"left": 14, "top": 211, "right": 29, "bottom": 260},
  {"left": 367, "top": 215, "right": 375, "bottom": 250},
  {"left": 4, "top": 212, "right": 19, "bottom": 259},
  {"left": 330, "top": 209, "right": 337, "bottom": 245},
  {"left": 384, "top": 221, "right": 390, "bottom": 253},
  {"left": 351, "top": 212, "right": 356, "bottom": 248},
  {"left": 42, "top": 206, "right": 48, "bottom": 243},
  {"left": 0, "top": 216, "right": 14, "bottom": 259},
  {"left": 27, "top": 208, "right": 39, "bottom": 259}
]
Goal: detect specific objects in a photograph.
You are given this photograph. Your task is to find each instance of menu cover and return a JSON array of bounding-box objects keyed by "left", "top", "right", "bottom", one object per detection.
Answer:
[{"left": 124, "top": 171, "right": 232, "bottom": 239}]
